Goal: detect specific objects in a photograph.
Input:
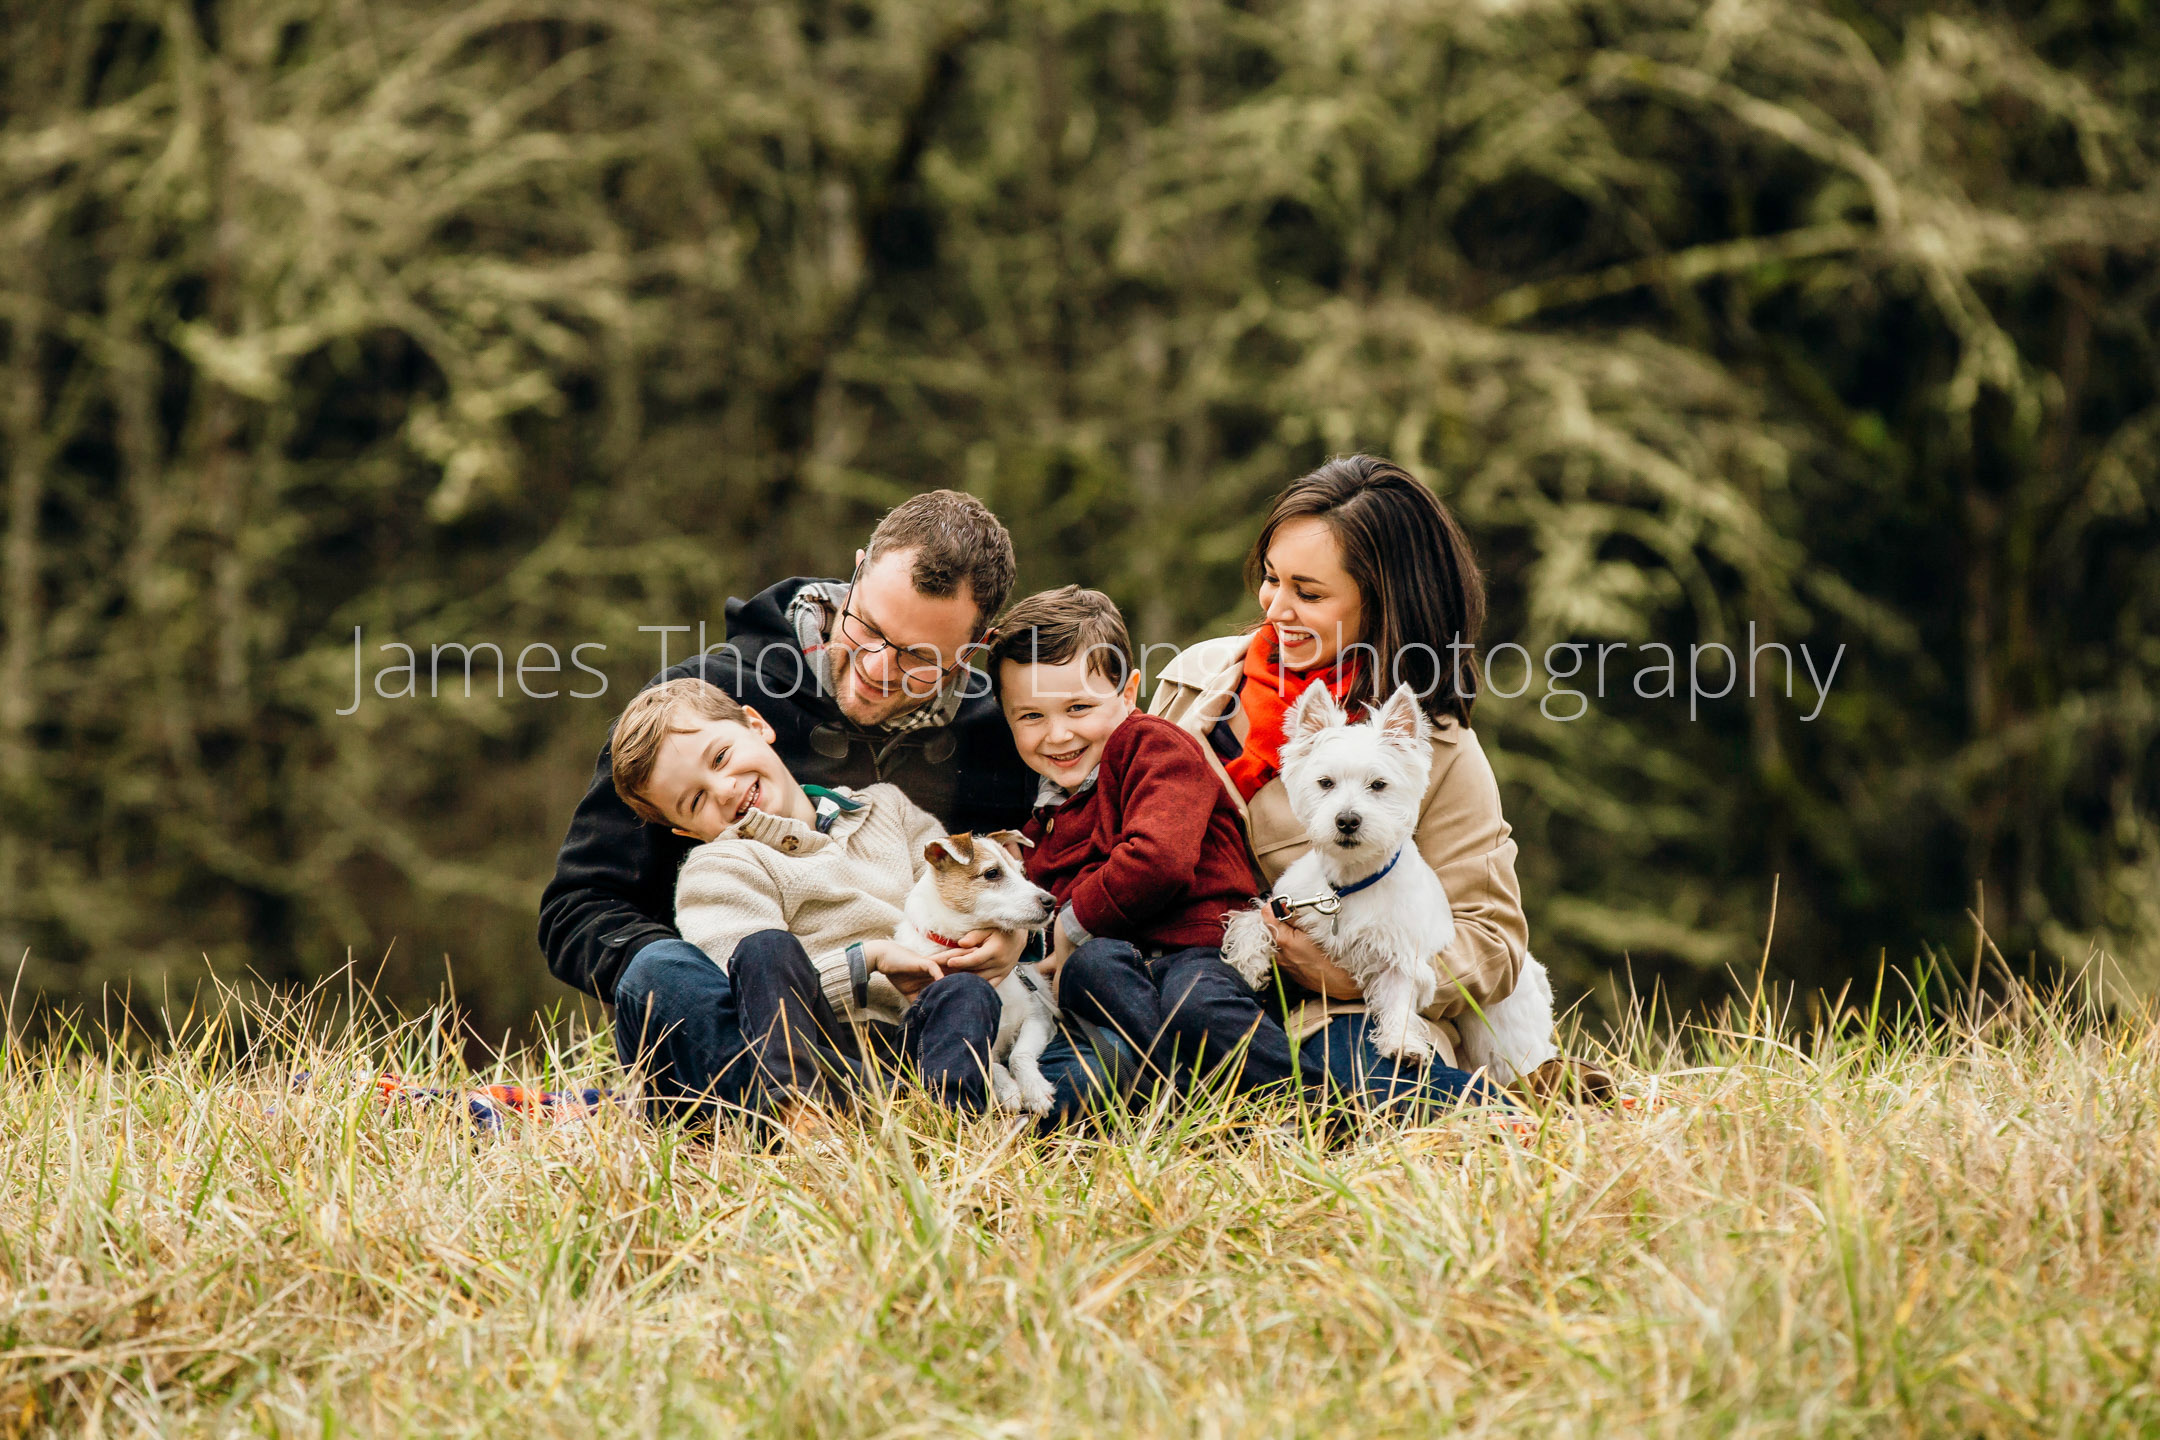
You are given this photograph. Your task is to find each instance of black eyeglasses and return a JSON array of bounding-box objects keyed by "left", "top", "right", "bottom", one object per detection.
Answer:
[{"left": 831, "top": 559, "right": 971, "bottom": 683}]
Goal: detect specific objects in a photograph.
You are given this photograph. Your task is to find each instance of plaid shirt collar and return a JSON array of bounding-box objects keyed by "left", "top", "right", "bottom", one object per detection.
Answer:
[
  {"left": 787, "top": 581, "right": 970, "bottom": 736},
  {"left": 1034, "top": 766, "right": 1100, "bottom": 810}
]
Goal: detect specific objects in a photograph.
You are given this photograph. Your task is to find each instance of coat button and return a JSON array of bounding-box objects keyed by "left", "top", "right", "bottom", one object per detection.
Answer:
[
  {"left": 1046, "top": 818, "right": 1055, "bottom": 834},
  {"left": 780, "top": 837, "right": 800, "bottom": 853}
]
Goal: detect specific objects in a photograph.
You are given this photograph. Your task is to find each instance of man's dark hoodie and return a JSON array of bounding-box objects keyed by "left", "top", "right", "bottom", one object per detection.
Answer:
[{"left": 537, "top": 577, "right": 1038, "bottom": 1001}]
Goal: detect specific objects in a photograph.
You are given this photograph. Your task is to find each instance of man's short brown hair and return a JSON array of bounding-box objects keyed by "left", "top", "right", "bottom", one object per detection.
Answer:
[
  {"left": 864, "top": 489, "right": 1017, "bottom": 631},
  {"left": 610, "top": 678, "right": 748, "bottom": 825},
  {"left": 986, "top": 586, "right": 1135, "bottom": 688}
]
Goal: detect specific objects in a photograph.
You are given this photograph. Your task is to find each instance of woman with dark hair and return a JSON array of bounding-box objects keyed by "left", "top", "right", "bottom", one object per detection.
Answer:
[{"left": 1134, "top": 454, "right": 1605, "bottom": 1111}]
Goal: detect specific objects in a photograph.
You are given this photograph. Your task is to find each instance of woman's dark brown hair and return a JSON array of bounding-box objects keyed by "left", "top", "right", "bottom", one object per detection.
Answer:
[{"left": 1245, "top": 454, "right": 1487, "bottom": 726}]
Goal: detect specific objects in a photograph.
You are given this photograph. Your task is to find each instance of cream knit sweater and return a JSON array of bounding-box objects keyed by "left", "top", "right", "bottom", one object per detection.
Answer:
[{"left": 673, "top": 783, "right": 945, "bottom": 1027}]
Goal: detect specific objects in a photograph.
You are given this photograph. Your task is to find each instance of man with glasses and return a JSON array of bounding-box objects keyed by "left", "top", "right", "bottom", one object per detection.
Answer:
[{"left": 539, "top": 490, "right": 1042, "bottom": 1126}]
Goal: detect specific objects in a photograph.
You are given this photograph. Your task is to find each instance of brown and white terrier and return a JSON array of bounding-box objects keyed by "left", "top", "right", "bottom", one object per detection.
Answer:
[{"left": 894, "top": 831, "right": 1061, "bottom": 1113}]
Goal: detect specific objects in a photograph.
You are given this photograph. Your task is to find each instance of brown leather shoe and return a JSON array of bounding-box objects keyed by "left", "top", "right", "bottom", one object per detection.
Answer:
[{"left": 1514, "top": 1056, "right": 1618, "bottom": 1105}]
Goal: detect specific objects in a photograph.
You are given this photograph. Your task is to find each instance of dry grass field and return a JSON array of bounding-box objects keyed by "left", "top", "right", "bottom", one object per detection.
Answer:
[{"left": 2, "top": 966, "right": 2156, "bottom": 1438}]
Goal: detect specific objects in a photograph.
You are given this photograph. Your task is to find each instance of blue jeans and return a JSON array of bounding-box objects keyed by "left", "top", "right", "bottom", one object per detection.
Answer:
[
  {"left": 1029, "top": 937, "right": 1212, "bottom": 1129},
  {"left": 1287, "top": 1011, "right": 1506, "bottom": 1115},
  {"left": 1155, "top": 947, "right": 1508, "bottom": 1117},
  {"left": 1033, "top": 1026, "right": 1143, "bottom": 1129},
  {"left": 729, "top": 929, "right": 1004, "bottom": 1113},
  {"left": 613, "top": 933, "right": 1007, "bottom": 1124},
  {"left": 612, "top": 938, "right": 756, "bottom": 1125}
]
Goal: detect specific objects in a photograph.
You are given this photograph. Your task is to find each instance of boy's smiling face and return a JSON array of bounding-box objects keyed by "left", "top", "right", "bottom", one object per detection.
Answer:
[
  {"left": 644, "top": 707, "right": 812, "bottom": 842},
  {"left": 998, "top": 656, "right": 1138, "bottom": 790}
]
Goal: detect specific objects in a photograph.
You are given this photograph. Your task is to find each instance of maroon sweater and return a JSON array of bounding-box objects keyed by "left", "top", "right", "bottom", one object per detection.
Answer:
[{"left": 1020, "top": 713, "right": 1258, "bottom": 950}]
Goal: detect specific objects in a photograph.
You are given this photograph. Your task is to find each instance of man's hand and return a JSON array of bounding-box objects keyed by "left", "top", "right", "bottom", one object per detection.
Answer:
[
  {"left": 1264, "top": 914, "right": 1364, "bottom": 1000},
  {"left": 864, "top": 939, "right": 943, "bottom": 996},
  {"left": 937, "top": 926, "right": 1028, "bottom": 985}
]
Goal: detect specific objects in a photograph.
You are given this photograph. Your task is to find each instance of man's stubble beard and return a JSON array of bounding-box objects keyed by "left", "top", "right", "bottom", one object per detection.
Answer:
[{"left": 830, "top": 651, "right": 931, "bottom": 729}]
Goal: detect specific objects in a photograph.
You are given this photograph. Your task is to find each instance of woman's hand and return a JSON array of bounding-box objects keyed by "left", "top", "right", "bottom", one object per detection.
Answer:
[
  {"left": 863, "top": 939, "right": 943, "bottom": 996},
  {"left": 935, "top": 927, "right": 1028, "bottom": 986},
  {"left": 1264, "top": 914, "right": 1364, "bottom": 1000}
]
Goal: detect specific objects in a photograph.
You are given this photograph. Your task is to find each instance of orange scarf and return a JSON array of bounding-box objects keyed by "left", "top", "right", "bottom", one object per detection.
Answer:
[{"left": 1221, "top": 628, "right": 1362, "bottom": 801}]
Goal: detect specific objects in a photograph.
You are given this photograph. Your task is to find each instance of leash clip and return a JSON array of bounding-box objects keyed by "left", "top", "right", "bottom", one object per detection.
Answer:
[{"left": 1268, "top": 891, "right": 1341, "bottom": 922}]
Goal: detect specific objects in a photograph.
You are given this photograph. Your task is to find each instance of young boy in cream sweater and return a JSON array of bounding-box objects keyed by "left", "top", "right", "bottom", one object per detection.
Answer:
[{"left": 609, "top": 677, "right": 1011, "bottom": 1121}]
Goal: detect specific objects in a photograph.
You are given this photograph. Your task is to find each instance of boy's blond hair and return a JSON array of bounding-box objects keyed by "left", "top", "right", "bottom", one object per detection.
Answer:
[
  {"left": 986, "top": 585, "right": 1135, "bottom": 689},
  {"left": 610, "top": 678, "right": 749, "bottom": 824}
]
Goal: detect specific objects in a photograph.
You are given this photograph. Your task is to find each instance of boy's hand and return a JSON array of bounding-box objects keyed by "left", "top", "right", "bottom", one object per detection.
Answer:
[
  {"left": 1044, "top": 921, "right": 1077, "bottom": 975},
  {"left": 865, "top": 939, "right": 944, "bottom": 996},
  {"left": 1037, "top": 923, "right": 1077, "bottom": 998},
  {"left": 938, "top": 927, "right": 1027, "bottom": 985}
]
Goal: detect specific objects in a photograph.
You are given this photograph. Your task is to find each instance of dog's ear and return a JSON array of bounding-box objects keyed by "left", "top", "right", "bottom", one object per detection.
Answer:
[
  {"left": 1288, "top": 680, "right": 1345, "bottom": 741},
  {"left": 985, "top": 830, "right": 1034, "bottom": 860},
  {"left": 1373, "top": 684, "right": 1431, "bottom": 750},
  {"left": 924, "top": 834, "right": 975, "bottom": 871}
]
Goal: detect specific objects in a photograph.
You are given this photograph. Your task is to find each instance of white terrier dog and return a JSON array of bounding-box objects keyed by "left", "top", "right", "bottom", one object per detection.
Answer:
[
  {"left": 1221, "top": 683, "right": 1560, "bottom": 1082},
  {"left": 895, "top": 831, "right": 1062, "bottom": 1114}
]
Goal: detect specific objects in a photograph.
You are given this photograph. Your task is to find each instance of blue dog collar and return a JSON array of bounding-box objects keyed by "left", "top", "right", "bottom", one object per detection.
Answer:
[{"left": 1331, "top": 848, "right": 1403, "bottom": 900}]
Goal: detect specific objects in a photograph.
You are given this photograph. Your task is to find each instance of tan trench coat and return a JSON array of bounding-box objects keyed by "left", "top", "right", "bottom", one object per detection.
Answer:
[{"left": 1148, "top": 634, "right": 1529, "bottom": 1066}]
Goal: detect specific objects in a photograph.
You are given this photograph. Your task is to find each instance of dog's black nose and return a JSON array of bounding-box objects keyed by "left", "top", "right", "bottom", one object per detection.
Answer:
[{"left": 1334, "top": 812, "right": 1361, "bottom": 836}]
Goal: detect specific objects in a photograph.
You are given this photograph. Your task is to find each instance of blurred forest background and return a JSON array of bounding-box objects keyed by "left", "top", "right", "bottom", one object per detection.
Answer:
[{"left": 3, "top": 0, "right": 2157, "bottom": 1040}]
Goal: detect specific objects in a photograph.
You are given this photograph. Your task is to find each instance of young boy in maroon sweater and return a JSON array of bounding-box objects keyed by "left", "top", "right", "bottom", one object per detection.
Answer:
[{"left": 987, "top": 586, "right": 1255, "bottom": 1083}]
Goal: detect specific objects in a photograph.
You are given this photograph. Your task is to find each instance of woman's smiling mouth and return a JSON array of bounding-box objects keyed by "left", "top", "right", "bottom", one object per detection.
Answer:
[{"left": 1274, "top": 624, "right": 1318, "bottom": 653}]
